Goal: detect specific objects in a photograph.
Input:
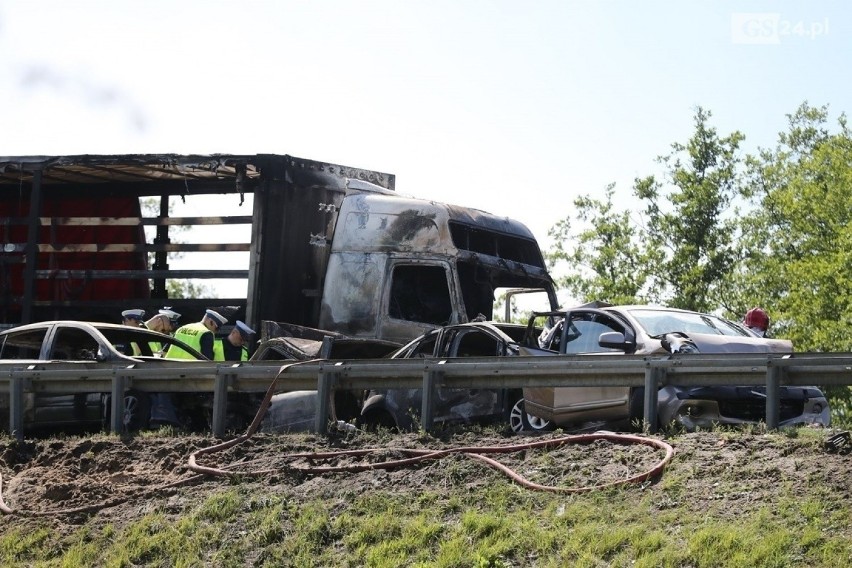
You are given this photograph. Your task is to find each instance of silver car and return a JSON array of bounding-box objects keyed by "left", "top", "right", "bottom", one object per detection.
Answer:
[
  {"left": 0, "top": 320, "right": 217, "bottom": 433},
  {"left": 523, "top": 303, "right": 831, "bottom": 431}
]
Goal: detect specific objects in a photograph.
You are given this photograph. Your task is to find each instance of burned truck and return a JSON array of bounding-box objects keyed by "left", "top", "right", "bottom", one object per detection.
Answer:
[{"left": 0, "top": 154, "right": 557, "bottom": 344}]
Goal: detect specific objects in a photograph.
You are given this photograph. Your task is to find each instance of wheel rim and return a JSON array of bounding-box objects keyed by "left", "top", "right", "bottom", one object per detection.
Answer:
[
  {"left": 509, "top": 399, "right": 552, "bottom": 432},
  {"left": 509, "top": 400, "right": 525, "bottom": 432},
  {"left": 526, "top": 414, "right": 551, "bottom": 431},
  {"left": 123, "top": 395, "right": 139, "bottom": 427}
]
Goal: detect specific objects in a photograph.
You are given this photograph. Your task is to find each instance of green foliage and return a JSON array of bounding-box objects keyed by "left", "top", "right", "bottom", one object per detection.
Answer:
[
  {"left": 546, "top": 102, "right": 852, "bottom": 353},
  {"left": 640, "top": 108, "right": 745, "bottom": 311},
  {"left": 740, "top": 103, "right": 852, "bottom": 351},
  {"left": 547, "top": 107, "right": 744, "bottom": 311},
  {"left": 167, "top": 279, "right": 213, "bottom": 300},
  {"left": 546, "top": 183, "right": 652, "bottom": 305}
]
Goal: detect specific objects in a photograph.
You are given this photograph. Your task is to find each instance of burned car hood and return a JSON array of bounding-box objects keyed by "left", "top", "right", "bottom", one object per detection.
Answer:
[
  {"left": 680, "top": 333, "right": 792, "bottom": 354},
  {"left": 254, "top": 336, "right": 401, "bottom": 361}
]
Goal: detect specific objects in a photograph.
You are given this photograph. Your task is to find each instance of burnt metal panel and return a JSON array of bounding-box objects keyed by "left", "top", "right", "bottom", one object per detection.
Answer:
[
  {"left": 251, "top": 156, "right": 395, "bottom": 328},
  {"left": 0, "top": 153, "right": 395, "bottom": 327}
]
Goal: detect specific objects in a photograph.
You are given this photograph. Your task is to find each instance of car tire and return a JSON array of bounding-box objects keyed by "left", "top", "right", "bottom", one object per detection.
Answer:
[
  {"left": 629, "top": 387, "right": 645, "bottom": 424},
  {"left": 629, "top": 387, "right": 661, "bottom": 431},
  {"left": 111, "top": 390, "right": 150, "bottom": 432},
  {"left": 509, "top": 398, "right": 552, "bottom": 433},
  {"left": 358, "top": 410, "right": 398, "bottom": 432}
]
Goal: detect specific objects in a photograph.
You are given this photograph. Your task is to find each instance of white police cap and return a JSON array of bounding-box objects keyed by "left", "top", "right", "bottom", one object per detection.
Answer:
[
  {"left": 159, "top": 308, "right": 181, "bottom": 324},
  {"left": 235, "top": 320, "right": 256, "bottom": 340},
  {"left": 205, "top": 309, "right": 228, "bottom": 328},
  {"left": 121, "top": 309, "right": 146, "bottom": 320}
]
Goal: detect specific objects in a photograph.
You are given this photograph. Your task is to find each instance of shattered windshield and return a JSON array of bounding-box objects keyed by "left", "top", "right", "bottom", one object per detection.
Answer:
[{"left": 625, "top": 309, "right": 748, "bottom": 338}]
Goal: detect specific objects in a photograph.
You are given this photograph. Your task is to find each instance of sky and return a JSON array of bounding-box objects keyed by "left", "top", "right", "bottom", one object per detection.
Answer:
[{"left": 1, "top": 0, "right": 850, "bottom": 299}]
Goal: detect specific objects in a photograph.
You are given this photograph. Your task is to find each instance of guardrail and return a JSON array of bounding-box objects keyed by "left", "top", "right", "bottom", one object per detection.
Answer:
[{"left": 2, "top": 352, "right": 852, "bottom": 440}]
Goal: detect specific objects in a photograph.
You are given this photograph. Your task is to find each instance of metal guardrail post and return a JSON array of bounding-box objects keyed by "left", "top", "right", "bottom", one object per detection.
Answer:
[
  {"left": 766, "top": 363, "right": 781, "bottom": 430},
  {"left": 644, "top": 365, "right": 662, "bottom": 433},
  {"left": 421, "top": 369, "right": 439, "bottom": 431},
  {"left": 315, "top": 368, "right": 336, "bottom": 433},
  {"left": 10, "top": 377, "right": 24, "bottom": 442},
  {"left": 110, "top": 375, "right": 126, "bottom": 433},
  {"left": 211, "top": 372, "right": 231, "bottom": 438}
]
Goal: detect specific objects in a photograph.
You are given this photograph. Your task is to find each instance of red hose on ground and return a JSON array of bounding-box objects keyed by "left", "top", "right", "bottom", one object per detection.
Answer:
[
  {"left": 0, "top": 362, "right": 674, "bottom": 515},
  {"left": 187, "top": 359, "right": 675, "bottom": 492},
  {"left": 189, "top": 431, "right": 674, "bottom": 493}
]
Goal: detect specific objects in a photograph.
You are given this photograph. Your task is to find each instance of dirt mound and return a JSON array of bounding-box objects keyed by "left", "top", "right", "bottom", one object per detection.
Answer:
[{"left": 1, "top": 427, "right": 851, "bottom": 537}]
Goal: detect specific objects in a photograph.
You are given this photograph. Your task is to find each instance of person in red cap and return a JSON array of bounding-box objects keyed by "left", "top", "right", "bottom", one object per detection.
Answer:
[{"left": 743, "top": 307, "right": 770, "bottom": 337}]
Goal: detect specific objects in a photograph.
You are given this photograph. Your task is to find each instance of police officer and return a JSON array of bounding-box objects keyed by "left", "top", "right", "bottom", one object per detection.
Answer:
[
  {"left": 143, "top": 308, "right": 181, "bottom": 357},
  {"left": 166, "top": 309, "right": 227, "bottom": 360},
  {"left": 121, "top": 309, "right": 146, "bottom": 327},
  {"left": 217, "top": 320, "right": 256, "bottom": 361},
  {"left": 145, "top": 308, "right": 181, "bottom": 335}
]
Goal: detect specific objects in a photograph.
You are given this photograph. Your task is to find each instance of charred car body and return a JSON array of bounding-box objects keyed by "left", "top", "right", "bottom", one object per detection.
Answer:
[
  {"left": 359, "top": 321, "right": 554, "bottom": 432},
  {"left": 252, "top": 322, "right": 402, "bottom": 433},
  {"left": 254, "top": 320, "right": 548, "bottom": 433},
  {"left": 523, "top": 303, "right": 831, "bottom": 431}
]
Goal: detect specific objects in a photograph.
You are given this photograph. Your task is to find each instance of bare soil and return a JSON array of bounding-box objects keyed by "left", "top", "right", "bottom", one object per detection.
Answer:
[{"left": 2, "top": 425, "right": 852, "bottom": 539}]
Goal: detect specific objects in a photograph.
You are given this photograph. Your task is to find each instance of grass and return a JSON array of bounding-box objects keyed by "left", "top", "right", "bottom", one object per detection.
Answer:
[
  {"left": 1, "top": 426, "right": 851, "bottom": 567},
  {"left": 3, "top": 482, "right": 850, "bottom": 567}
]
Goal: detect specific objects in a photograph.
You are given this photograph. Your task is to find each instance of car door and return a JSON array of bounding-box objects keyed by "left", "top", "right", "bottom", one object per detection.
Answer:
[
  {"left": 526, "top": 311, "right": 632, "bottom": 425},
  {"left": 0, "top": 326, "right": 52, "bottom": 425},
  {"left": 40, "top": 324, "right": 105, "bottom": 424},
  {"left": 0, "top": 324, "right": 102, "bottom": 427},
  {"left": 429, "top": 327, "right": 506, "bottom": 422}
]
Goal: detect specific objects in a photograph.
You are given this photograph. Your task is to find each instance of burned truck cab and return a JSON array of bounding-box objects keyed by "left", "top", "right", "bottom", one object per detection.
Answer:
[{"left": 318, "top": 180, "right": 557, "bottom": 344}]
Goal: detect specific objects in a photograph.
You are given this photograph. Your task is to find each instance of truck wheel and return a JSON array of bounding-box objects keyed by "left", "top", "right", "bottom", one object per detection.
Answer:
[{"left": 509, "top": 398, "right": 552, "bottom": 433}]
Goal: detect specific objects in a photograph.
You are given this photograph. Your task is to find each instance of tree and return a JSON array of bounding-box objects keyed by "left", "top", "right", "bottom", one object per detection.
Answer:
[
  {"left": 740, "top": 103, "right": 852, "bottom": 352},
  {"left": 547, "top": 107, "right": 745, "bottom": 312},
  {"left": 545, "top": 184, "right": 652, "bottom": 305},
  {"left": 636, "top": 107, "right": 745, "bottom": 312}
]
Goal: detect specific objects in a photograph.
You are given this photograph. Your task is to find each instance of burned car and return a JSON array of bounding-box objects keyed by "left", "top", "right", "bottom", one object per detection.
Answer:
[
  {"left": 254, "top": 320, "right": 550, "bottom": 433},
  {"left": 0, "top": 320, "right": 238, "bottom": 433},
  {"left": 251, "top": 324, "right": 401, "bottom": 433},
  {"left": 523, "top": 303, "right": 831, "bottom": 431},
  {"left": 359, "top": 321, "right": 553, "bottom": 432}
]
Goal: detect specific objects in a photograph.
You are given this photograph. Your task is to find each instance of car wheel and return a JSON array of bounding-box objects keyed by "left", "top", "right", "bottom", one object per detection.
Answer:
[
  {"left": 509, "top": 398, "right": 552, "bottom": 433},
  {"left": 121, "top": 390, "right": 151, "bottom": 432},
  {"left": 629, "top": 387, "right": 662, "bottom": 431},
  {"left": 629, "top": 387, "right": 645, "bottom": 424},
  {"left": 358, "top": 410, "right": 398, "bottom": 432}
]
